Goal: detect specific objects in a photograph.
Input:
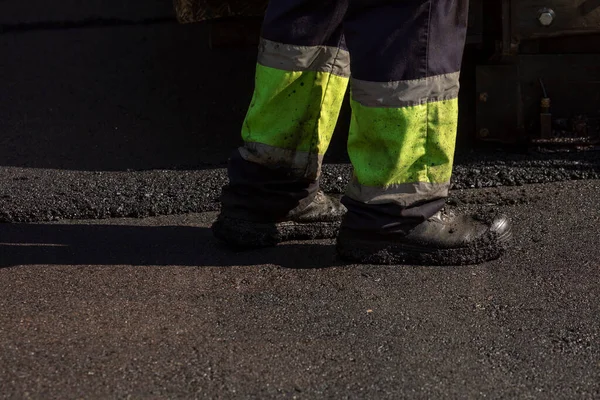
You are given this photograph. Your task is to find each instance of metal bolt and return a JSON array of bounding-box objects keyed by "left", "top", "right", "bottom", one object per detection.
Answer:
[
  {"left": 538, "top": 8, "right": 556, "bottom": 26},
  {"left": 479, "top": 92, "right": 489, "bottom": 103},
  {"left": 479, "top": 128, "right": 490, "bottom": 138}
]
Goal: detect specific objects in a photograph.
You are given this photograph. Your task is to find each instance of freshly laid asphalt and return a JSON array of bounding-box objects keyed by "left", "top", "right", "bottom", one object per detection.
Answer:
[
  {"left": 2, "top": 1, "right": 600, "bottom": 398},
  {"left": 1, "top": 151, "right": 600, "bottom": 223},
  {"left": 1, "top": 180, "right": 600, "bottom": 399}
]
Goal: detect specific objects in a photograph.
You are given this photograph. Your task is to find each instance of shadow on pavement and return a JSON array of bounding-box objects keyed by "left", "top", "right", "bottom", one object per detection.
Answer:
[{"left": 0, "top": 223, "right": 341, "bottom": 269}]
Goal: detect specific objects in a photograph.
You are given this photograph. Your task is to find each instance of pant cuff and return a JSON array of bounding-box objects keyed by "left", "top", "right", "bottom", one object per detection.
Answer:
[{"left": 220, "top": 149, "right": 319, "bottom": 222}]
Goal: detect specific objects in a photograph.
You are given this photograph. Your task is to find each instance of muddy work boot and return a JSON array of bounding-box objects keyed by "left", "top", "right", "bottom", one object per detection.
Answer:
[
  {"left": 336, "top": 210, "right": 511, "bottom": 266},
  {"left": 212, "top": 191, "right": 347, "bottom": 248}
]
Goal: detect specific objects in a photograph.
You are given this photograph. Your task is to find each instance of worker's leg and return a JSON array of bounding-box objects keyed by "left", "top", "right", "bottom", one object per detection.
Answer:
[
  {"left": 213, "top": 0, "right": 350, "bottom": 247},
  {"left": 337, "top": 0, "right": 511, "bottom": 264},
  {"left": 342, "top": 0, "right": 467, "bottom": 229}
]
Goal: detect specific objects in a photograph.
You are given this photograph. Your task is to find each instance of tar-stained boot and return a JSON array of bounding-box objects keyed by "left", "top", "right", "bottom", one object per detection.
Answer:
[
  {"left": 212, "top": 190, "right": 346, "bottom": 248},
  {"left": 336, "top": 210, "right": 511, "bottom": 266}
]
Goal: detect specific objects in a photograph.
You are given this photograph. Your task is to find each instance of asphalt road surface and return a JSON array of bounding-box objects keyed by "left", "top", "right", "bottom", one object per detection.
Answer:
[
  {"left": 1, "top": 180, "right": 599, "bottom": 399},
  {"left": 2, "top": 1, "right": 600, "bottom": 398}
]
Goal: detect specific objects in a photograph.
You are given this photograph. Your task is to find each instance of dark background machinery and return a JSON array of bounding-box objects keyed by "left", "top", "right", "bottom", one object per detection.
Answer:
[
  {"left": 471, "top": 0, "right": 600, "bottom": 147},
  {"left": 178, "top": 0, "right": 600, "bottom": 148}
]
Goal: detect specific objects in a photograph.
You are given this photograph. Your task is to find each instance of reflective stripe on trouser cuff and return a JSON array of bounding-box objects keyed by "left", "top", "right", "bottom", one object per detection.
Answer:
[
  {"left": 351, "top": 72, "right": 460, "bottom": 108},
  {"left": 346, "top": 178, "right": 450, "bottom": 207},
  {"left": 258, "top": 38, "right": 351, "bottom": 77},
  {"left": 239, "top": 142, "right": 323, "bottom": 179}
]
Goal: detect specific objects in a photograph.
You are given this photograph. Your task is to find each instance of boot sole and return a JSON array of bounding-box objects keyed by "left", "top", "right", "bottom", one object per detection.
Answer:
[
  {"left": 336, "top": 228, "right": 512, "bottom": 266},
  {"left": 212, "top": 215, "right": 341, "bottom": 249}
]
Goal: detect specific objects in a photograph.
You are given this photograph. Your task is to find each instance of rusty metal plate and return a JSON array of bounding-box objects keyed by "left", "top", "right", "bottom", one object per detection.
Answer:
[{"left": 173, "top": 0, "right": 268, "bottom": 23}]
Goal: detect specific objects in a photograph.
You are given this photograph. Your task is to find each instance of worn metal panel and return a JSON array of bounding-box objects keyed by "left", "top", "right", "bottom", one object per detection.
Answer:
[
  {"left": 518, "top": 54, "right": 600, "bottom": 142},
  {"left": 476, "top": 65, "right": 524, "bottom": 143},
  {"left": 511, "top": 0, "right": 600, "bottom": 40},
  {"left": 476, "top": 55, "right": 600, "bottom": 143},
  {"left": 467, "top": 0, "right": 485, "bottom": 43}
]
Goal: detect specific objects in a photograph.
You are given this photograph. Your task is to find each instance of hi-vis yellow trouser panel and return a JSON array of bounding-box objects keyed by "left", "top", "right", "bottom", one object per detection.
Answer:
[{"left": 238, "top": 38, "right": 460, "bottom": 207}]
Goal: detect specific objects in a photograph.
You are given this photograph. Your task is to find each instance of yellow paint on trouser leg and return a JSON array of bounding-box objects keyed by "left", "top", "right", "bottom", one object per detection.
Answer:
[
  {"left": 242, "top": 64, "right": 349, "bottom": 157},
  {"left": 348, "top": 98, "right": 459, "bottom": 188}
]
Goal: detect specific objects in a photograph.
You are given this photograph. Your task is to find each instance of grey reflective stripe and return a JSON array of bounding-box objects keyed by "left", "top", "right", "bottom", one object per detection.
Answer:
[
  {"left": 351, "top": 72, "right": 461, "bottom": 108},
  {"left": 346, "top": 178, "right": 450, "bottom": 207},
  {"left": 239, "top": 142, "right": 324, "bottom": 179},
  {"left": 257, "top": 38, "right": 351, "bottom": 78}
]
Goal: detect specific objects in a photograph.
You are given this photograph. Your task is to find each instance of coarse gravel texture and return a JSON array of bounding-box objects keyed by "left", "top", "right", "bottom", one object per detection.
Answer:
[
  {"left": 212, "top": 216, "right": 342, "bottom": 249},
  {"left": 1, "top": 150, "right": 599, "bottom": 223},
  {"left": 1, "top": 180, "right": 599, "bottom": 399}
]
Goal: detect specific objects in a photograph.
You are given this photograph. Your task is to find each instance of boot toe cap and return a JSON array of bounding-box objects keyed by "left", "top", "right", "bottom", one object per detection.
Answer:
[{"left": 490, "top": 214, "right": 512, "bottom": 241}]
